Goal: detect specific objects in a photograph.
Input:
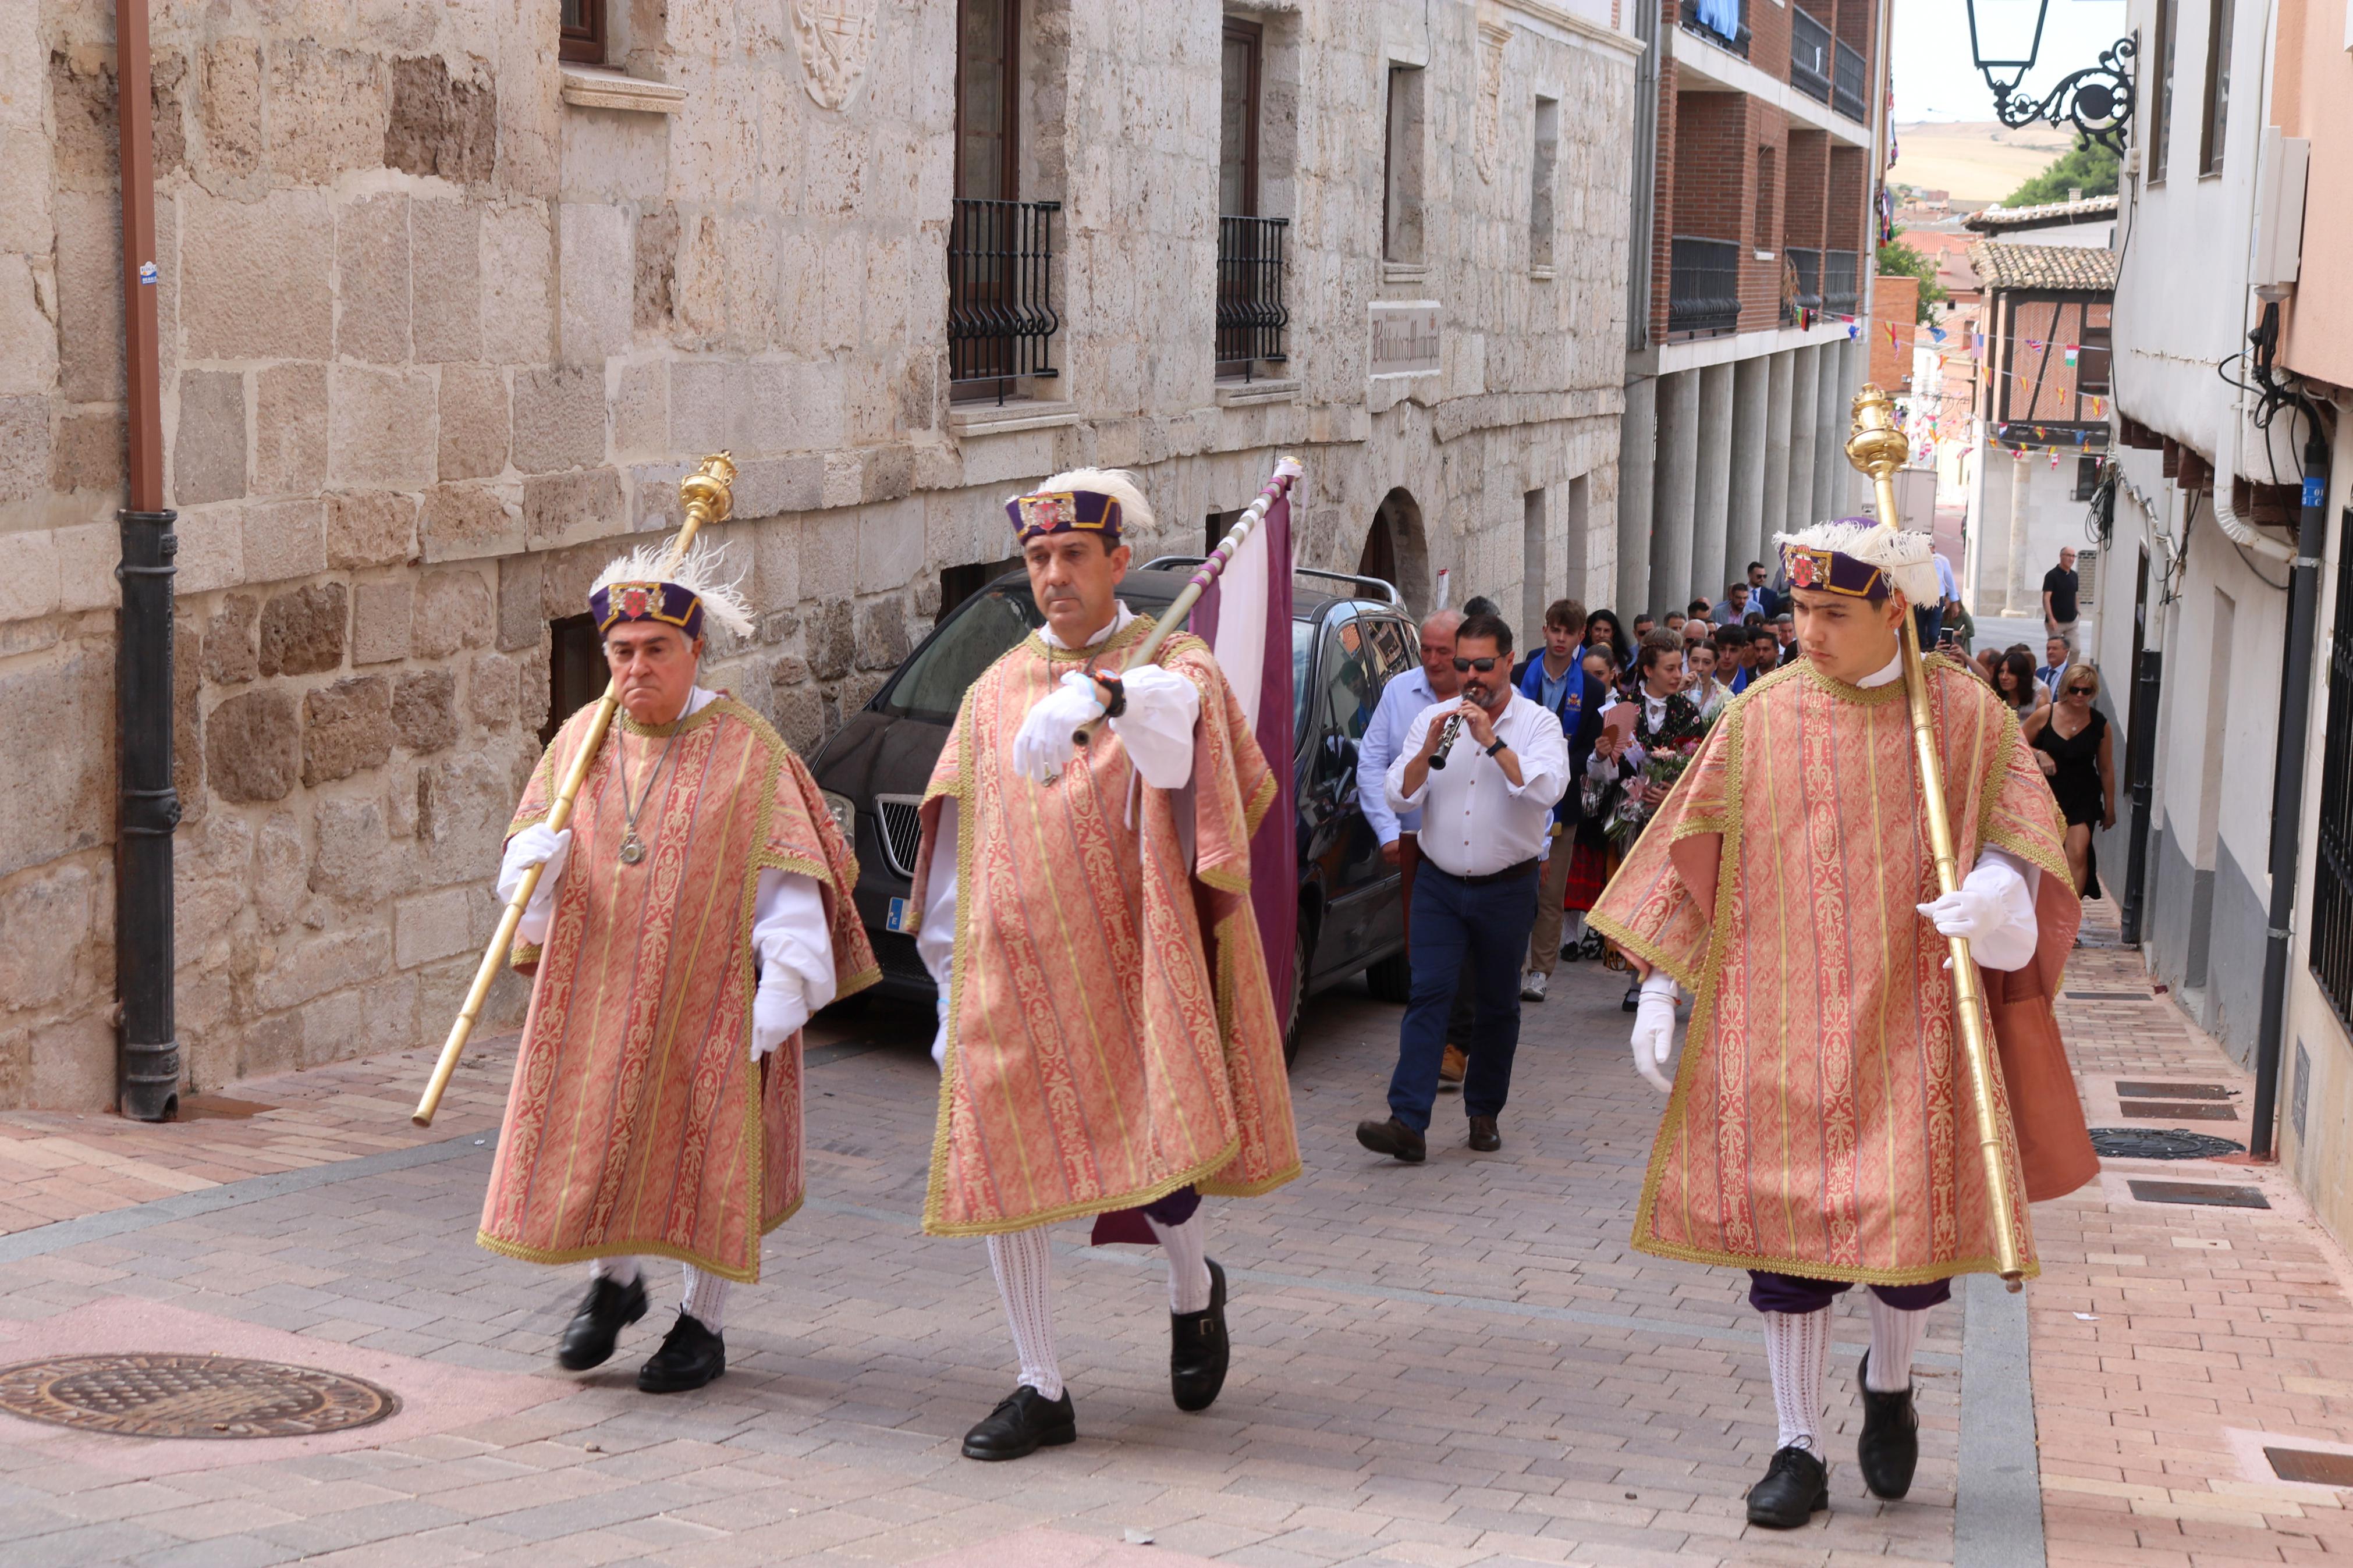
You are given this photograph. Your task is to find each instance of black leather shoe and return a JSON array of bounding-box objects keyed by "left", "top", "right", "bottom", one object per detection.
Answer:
[
  {"left": 1354, "top": 1116, "right": 1427, "bottom": 1163},
  {"left": 1855, "top": 1351, "right": 1919, "bottom": 1499},
  {"left": 1171, "top": 1260, "right": 1230, "bottom": 1411},
  {"left": 556, "top": 1274, "right": 648, "bottom": 1371},
  {"left": 961, "top": 1385, "right": 1078, "bottom": 1460},
  {"left": 1467, "top": 1115, "right": 1501, "bottom": 1153},
  {"left": 1745, "top": 1443, "right": 1829, "bottom": 1528},
  {"left": 636, "top": 1310, "right": 726, "bottom": 1393}
]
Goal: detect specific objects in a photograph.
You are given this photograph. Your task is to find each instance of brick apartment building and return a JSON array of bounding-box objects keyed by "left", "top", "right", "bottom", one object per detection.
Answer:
[{"left": 1614, "top": 0, "right": 1890, "bottom": 618}]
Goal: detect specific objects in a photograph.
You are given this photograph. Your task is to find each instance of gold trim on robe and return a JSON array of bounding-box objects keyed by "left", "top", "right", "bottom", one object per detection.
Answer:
[
  {"left": 1590, "top": 656, "right": 2077, "bottom": 1286},
  {"left": 910, "top": 620, "right": 1301, "bottom": 1237},
  {"left": 477, "top": 695, "right": 876, "bottom": 1282}
]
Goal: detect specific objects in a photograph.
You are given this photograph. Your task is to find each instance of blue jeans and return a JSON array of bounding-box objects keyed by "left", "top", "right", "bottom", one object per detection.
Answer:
[{"left": 1388, "top": 862, "right": 1539, "bottom": 1131}]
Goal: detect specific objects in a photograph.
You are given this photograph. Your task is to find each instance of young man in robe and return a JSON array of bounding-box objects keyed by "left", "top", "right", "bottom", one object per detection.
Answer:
[
  {"left": 1590, "top": 518, "right": 2096, "bottom": 1527},
  {"left": 908, "top": 468, "right": 1301, "bottom": 1461},
  {"left": 482, "top": 543, "right": 876, "bottom": 1393}
]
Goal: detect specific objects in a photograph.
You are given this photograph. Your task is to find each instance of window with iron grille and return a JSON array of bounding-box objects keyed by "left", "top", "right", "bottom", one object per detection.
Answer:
[
  {"left": 949, "top": 0, "right": 1060, "bottom": 403},
  {"left": 1216, "top": 20, "right": 1287, "bottom": 378},
  {"left": 1667, "top": 237, "right": 1741, "bottom": 338},
  {"left": 561, "top": 0, "right": 606, "bottom": 64},
  {"left": 2309, "top": 506, "right": 2353, "bottom": 1031}
]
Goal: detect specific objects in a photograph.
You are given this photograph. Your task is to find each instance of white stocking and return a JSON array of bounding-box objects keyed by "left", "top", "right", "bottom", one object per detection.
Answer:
[
  {"left": 590, "top": 1256, "right": 641, "bottom": 1288},
  {"left": 1865, "top": 1295, "right": 1928, "bottom": 1392},
  {"left": 680, "top": 1265, "right": 731, "bottom": 1334},
  {"left": 1762, "top": 1309, "right": 1830, "bottom": 1453},
  {"left": 1146, "top": 1211, "right": 1213, "bottom": 1314},
  {"left": 986, "top": 1227, "right": 1063, "bottom": 1400}
]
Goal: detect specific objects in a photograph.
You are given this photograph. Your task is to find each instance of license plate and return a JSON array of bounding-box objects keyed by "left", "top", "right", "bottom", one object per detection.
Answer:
[{"left": 885, "top": 897, "right": 911, "bottom": 933}]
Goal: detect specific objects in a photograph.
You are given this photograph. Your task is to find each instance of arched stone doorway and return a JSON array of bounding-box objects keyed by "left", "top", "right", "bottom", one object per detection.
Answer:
[{"left": 1358, "top": 488, "right": 1431, "bottom": 616}]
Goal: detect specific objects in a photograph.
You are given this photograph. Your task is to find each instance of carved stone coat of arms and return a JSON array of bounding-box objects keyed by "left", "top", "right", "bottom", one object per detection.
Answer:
[{"left": 792, "top": 0, "right": 878, "bottom": 110}]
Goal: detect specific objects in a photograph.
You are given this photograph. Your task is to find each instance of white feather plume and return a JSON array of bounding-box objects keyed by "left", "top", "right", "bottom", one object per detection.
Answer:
[
  {"left": 1019, "top": 467, "right": 1156, "bottom": 535},
  {"left": 590, "top": 538, "right": 755, "bottom": 638},
  {"left": 1773, "top": 519, "right": 1941, "bottom": 606}
]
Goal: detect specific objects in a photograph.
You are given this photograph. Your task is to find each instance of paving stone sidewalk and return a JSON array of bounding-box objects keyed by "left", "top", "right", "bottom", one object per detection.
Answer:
[{"left": 0, "top": 907, "right": 2345, "bottom": 1567}]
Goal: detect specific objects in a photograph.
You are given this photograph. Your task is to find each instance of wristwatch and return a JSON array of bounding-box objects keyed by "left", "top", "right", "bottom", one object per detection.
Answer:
[{"left": 1485, "top": 737, "right": 1509, "bottom": 757}]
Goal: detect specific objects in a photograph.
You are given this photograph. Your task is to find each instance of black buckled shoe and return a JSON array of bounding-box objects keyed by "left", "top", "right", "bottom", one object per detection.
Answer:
[
  {"left": 1467, "top": 1115, "right": 1502, "bottom": 1153},
  {"left": 556, "top": 1274, "right": 648, "bottom": 1371},
  {"left": 961, "top": 1385, "right": 1078, "bottom": 1460},
  {"left": 1855, "top": 1351, "right": 1919, "bottom": 1499},
  {"left": 636, "top": 1310, "right": 726, "bottom": 1393},
  {"left": 1170, "top": 1259, "right": 1230, "bottom": 1412},
  {"left": 1745, "top": 1443, "right": 1829, "bottom": 1528},
  {"left": 1354, "top": 1116, "right": 1427, "bottom": 1163}
]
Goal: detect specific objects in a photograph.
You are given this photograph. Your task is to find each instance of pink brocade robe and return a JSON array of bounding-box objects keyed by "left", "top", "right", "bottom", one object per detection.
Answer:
[
  {"left": 910, "top": 621, "right": 1301, "bottom": 1236},
  {"left": 1588, "top": 656, "right": 2081, "bottom": 1286},
  {"left": 477, "top": 696, "right": 877, "bottom": 1282}
]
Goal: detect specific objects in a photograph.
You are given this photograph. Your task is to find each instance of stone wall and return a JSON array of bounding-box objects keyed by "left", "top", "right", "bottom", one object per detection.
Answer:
[{"left": 0, "top": 0, "right": 1637, "bottom": 1110}]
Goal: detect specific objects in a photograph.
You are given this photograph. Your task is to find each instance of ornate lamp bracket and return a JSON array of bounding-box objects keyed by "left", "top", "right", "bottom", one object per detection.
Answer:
[{"left": 1982, "top": 36, "right": 2136, "bottom": 155}]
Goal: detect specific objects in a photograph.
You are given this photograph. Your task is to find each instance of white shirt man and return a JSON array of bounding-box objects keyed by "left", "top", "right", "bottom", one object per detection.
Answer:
[{"left": 1354, "top": 617, "right": 1568, "bottom": 1165}]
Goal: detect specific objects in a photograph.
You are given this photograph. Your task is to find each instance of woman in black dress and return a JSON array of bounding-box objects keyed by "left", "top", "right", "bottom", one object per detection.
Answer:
[{"left": 2023, "top": 663, "right": 2116, "bottom": 897}]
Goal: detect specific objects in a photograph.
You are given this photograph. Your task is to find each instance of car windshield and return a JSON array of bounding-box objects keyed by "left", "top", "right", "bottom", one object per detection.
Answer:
[{"left": 877, "top": 585, "right": 1043, "bottom": 722}]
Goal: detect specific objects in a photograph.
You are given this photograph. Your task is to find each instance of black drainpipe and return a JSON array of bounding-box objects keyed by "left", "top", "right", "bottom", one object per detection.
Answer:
[
  {"left": 2118, "top": 646, "right": 2162, "bottom": 946},
  {"left": 115, "top": 0, "right": 180, "bottom": 1122},
  {"left": 2248, "top": 421, "right": 2331, "bottom": 1159}
]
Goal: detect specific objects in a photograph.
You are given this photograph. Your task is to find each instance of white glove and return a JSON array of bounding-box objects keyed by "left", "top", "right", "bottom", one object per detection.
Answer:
[
  {"left": 1631, "top": 971, "right": 1680, "bottom": 1094},
  {"left": 1012, "top": 671, "right": 1108, "bottom": 784},
  {"left": 751, "top": 970, "right": 807, "bottom": 1062},
  {"left": 1915, "top": 854, "right": 2037, "bottom": 971},
  {"left": 497, "top": 824, "right": 572, "bottom": 944}
]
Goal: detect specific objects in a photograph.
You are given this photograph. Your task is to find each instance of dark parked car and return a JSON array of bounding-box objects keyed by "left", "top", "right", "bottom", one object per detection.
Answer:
[{"left": 808, "top": 560, "right": 1420, "bottom": 1061}]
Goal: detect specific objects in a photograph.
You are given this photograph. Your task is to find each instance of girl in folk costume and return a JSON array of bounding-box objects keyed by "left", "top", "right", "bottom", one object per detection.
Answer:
[
  {"left": 481, "top": 543, "right": 876, "bottom": 1393},
  {"left": 1583, "top": 631, "right": 1706, "bottom": 1009},
  {"left": 1590, "top": 520, "right": 2096, "bottom": 1527},
  {"left": 908, "top": 468, "right": 1300, "bottom": 1461}
]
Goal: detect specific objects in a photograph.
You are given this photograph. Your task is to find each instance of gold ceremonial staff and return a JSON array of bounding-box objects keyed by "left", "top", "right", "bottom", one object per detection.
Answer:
[
  {"left": 1844, "top": 388, "right": 2026, "bottom": 1288},
  {"left": 411, "top": 453, "right": 738, "bottom": 1127}
]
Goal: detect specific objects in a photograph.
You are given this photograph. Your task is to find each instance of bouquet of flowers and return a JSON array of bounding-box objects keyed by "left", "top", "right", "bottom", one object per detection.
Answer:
[{"left": 1605, "top": 748, "right": 1694, "bottom": 852}]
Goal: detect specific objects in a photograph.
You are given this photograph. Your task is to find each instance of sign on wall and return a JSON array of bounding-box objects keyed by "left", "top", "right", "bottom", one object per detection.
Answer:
[{"left": 1369, "top": 301, "right": 1442, "bottom": 379}]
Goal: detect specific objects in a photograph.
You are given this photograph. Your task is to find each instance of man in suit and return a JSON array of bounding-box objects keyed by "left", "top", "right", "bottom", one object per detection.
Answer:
[{"left": 1516, "top": 599, "right": 1608, "bottom": 1002}]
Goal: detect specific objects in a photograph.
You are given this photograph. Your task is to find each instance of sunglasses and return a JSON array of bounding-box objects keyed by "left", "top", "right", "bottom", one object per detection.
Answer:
[
  {"left": 1452, "top": 656, "right": 1502, "bottom": 673},
  {"left": 2067, "top": 684, "right": 2096, "bottom": 695}
]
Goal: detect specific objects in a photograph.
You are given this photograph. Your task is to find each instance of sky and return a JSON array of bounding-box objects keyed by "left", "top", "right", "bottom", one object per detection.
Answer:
[{"left": 1892, "top": 0, "right": 2131, "bottom": 122}]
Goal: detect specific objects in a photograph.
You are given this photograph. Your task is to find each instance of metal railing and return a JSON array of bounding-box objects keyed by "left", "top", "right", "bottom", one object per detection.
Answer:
[
  {"left": 1667, "top": 236, "right": 1741, "bottom": 337},
  {"left": 1678, "top": 0, "right": 1749, "bottom": 58},
  {"left": 1790, "top": 8, "right": 1832, "bottom": 104},
  {"left": 948, "top": 197, "right": 1061, "bottom": 404},
  {"left": 1823, "top": 248, "right": 1859, "bottom": 315},
  {"left": 2312, "top": 506, "right": 2353, "bottom": 1031},
  {"left": 1784, "top": 246, "right": 1822, "bottom": 324},
  {"left": 1216, "top": 215, "right": 1290, "bottom": 378},
  {"left": 1832, "top": 38, "right": 1868, "bottom": 122}
]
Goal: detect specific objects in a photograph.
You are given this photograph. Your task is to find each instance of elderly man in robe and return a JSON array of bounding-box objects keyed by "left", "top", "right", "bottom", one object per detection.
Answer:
[
  {"left": 482, "top": 542, "right": 876, "bottom": 1393},
  {"left": 1592, "top": 518, "right": 2096, "bottom": 1526},
  {"left": 908, "top": 468, "right": 1300, "bottom": 1461}
]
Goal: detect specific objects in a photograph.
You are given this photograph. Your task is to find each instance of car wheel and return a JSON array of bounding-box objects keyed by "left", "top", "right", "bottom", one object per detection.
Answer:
[
  {"left": 1363, "top": 948, "right": 1411, "bottom": 1005},
  {"left": 1282, "top": 922, "right": 1311, "bottom": 1069}
]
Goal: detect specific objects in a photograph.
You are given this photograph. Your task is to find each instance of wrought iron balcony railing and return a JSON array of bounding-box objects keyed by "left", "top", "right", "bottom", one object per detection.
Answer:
[
  {"left": 1783, "top": 246, "right": 1822, "bottom": 325},
  {"left": 1790, "top": 8, "right": 1832, "bottom": 104},
  {"left": 1823, "top": 248, "right": 1859, "bottom": 315},
  {"left": 1216, "top": 215, "right": 1290, "bottom": 379},
  {"left": 1667, "top": 236, "right": 1741, "bottom": 339},
  {"left": 948, "top": 197, "right": 1061, "bottom": 404},
  {"left": 1832, "top": 39, "right": 1868, "bottom": 123}
]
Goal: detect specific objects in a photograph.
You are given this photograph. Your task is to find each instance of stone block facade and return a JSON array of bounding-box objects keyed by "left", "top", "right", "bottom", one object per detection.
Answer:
[{"left": 0, "top": 0, "right": 1636, "bottom": 1110}]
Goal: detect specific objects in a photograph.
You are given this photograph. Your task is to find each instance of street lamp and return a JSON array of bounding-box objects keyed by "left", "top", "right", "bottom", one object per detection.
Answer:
[{"left": 1963, "top": 0, "right": 2136, "bottom": 155}]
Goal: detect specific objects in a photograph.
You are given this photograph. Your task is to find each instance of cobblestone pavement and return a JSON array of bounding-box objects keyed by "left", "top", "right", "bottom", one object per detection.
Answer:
[{"left": 1, "top": 909, "right": 2347, "bottom": 1567}]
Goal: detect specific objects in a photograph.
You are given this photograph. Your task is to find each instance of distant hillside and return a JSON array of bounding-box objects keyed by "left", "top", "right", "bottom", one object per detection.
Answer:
[{"left": 1889, "top": 121, "right": 2074, "bottom": 205}]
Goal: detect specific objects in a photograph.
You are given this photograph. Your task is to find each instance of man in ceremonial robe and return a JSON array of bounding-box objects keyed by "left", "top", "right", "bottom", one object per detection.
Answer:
[
  {"left": 1591, "top": 518, "right": 2096, "bottom": 1527},
  {"left": 908, "top": 468, "right": 1301, "bottom": 1460},
  {"left": 481, "top": 542, "right": 876, "bottom": 1393}
]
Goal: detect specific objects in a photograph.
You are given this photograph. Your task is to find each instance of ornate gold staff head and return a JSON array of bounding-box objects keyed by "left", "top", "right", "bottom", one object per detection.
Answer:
[
  {"left": 1845, "top": 385, "right": 1909, "bottom": 498},
  {"left": 678, "top": 451, "right": 737, "bottom": 528}
]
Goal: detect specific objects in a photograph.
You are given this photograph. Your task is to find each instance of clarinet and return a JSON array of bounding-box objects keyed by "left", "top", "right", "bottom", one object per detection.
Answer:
[{"left": 1426, "top": 712, "right": 1466, "bottom": 770}]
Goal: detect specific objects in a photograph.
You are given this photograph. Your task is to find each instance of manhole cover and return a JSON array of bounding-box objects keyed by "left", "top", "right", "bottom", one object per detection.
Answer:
[
  {"left": 2087, "top": 1127, "right": 2246, "bottom": 1160},
  {"left": 0, "top": 1354, "right": 399, "bottom": 1439},
  {"left": 2115, "top": 1081, "right": 2235, "bottom": 1100},
  {"left": 2125, "top": 1179, "right": 2271, "bottom": 1209},
  {"left": 2269, "top": 1446, "right": 2353, "bottom": 1487},
  {"left": 2120, "top": 1101, "right": 2240, "bottom": 1121}
]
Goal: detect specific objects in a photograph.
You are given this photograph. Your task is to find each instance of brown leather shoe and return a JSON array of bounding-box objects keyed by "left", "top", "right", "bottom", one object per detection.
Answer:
[
  {"left": 1438, "top": 1044, "right": 1468, "bottom": 1085},
  {"left": 1354, "top": 1116, "right": 1427, "bottom": 1163},
  {"left": 1467, "top": 1115, "right": 1501, "bottom": 1153}
]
